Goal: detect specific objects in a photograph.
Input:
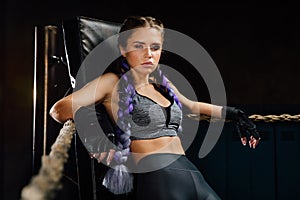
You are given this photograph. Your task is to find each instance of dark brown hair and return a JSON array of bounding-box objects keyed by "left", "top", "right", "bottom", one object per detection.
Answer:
[{"left": 118, "top": 16, "right": 164, "bottom": 48}]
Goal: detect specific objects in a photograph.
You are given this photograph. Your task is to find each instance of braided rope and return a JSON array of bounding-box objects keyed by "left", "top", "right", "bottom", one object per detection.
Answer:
[
  {"left": 249, "top": 114, "right": 300, "bottom": 123},
  {"left": 21, "top": 113, "right": 300, "bottom": 199},
  {"left": 21, "top": 120, "right": 76, "bottom": 200},
  {"left": 186, "top": 114, "right": 300, "bottom": 123}
]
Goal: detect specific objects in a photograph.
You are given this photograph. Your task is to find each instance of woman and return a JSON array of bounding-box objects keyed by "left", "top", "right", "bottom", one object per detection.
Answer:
[{"left": 50, "top": 16, "right": 260, "bottom": 200}]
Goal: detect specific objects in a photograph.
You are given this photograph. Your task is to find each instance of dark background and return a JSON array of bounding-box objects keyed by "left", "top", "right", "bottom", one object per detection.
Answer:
[{"left": 1, "top": 1, "right": 300, "bottom": 200}]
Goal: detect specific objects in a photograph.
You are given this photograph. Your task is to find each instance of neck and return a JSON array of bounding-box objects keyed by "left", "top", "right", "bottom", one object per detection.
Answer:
[
  {"left": 135, "top": 82, "right": 150, "bottom": 90},
  {"left": 131, "top": 72, "right": 150, "bottom": 89}
]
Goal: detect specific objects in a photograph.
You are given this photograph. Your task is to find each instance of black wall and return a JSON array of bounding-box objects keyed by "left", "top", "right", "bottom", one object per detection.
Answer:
[{"left": 2, "top": 1, "right": 300, "bottom": 200}]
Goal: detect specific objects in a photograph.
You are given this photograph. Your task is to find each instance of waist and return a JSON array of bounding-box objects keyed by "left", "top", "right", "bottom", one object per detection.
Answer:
[
  {"left": 130, "top": 129, "right": 178, "bottom": 140},
  {"left": 130, "top": 136, "right": 185, "bottom": 163},
  {"left": 136, "top": 153, "right": 186, "bottom": 173}
]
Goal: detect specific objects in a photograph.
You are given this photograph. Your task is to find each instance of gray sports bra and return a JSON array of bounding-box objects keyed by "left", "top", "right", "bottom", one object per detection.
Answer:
[{"left": 129, "top": 88, "right": 182, "bottom": 140}]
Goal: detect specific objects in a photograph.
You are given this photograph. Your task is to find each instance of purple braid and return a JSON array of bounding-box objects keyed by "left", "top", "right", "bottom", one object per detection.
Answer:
[
  {"left": 102, "top": 60, "right": 135, "bottom": 194},
  {"left": 153, "top": 67, "right": 183, "bottom": 133},
  {"left": 114, "top": 60, "right": 135, "bottom": 163},
  {"left": 154, "top": 67, "right": 182, "bottom": 109},
  {"left": 103, "top": 15, "right": 165, "bottom": 195}
]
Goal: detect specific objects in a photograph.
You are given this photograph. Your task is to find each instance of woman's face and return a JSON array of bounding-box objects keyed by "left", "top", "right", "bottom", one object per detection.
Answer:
[{"left": 120, "top": 27, "right": 163, "bottom": 75}]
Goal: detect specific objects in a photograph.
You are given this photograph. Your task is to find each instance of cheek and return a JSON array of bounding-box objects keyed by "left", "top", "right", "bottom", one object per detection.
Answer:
[
  {"left": 126, "top": 52, "right": 141, "bottom": 66},
  {"left": 153, "top": 52, "right": 162, "bottom": 61}
]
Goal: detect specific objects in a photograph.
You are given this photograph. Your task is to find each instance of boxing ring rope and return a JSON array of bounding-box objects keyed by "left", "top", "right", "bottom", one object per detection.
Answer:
[
  {"left": 21, "top": 120, "right": 76, "bottom": 200},
  {"left": 20, "top": 113, "right": 300, "bottom": 199},
  {"left": 187, "top": 113, "right": 300, "bottom": 123}
]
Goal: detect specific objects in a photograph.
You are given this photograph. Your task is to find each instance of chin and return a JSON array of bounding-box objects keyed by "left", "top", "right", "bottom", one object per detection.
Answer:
[{"left": 134, "top": 66, "right": 156, "bottom": 74}]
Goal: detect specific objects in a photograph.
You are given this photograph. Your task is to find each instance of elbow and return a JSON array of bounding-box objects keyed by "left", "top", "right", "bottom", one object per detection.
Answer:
[
  {"left": 49, "top": 102, "right": 63, "bottom": 123},
  {"left": 49, "top": 100, "right": 72, "bottom": 124}
]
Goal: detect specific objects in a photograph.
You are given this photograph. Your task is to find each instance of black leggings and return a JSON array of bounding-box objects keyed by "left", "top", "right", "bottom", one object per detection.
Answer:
[{"left": 135, "top": 153, "right": 221, "bottom": 200}]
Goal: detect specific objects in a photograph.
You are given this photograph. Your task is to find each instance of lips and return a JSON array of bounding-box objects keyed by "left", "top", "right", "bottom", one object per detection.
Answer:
[{"left": 142, "top": 61, "right": 153, "bottom": 65}]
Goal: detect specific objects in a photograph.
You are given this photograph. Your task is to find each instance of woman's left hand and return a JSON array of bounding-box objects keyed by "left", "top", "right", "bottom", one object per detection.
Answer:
[{"left": 223, "top": 106, "right": 261, "bottom": 149}]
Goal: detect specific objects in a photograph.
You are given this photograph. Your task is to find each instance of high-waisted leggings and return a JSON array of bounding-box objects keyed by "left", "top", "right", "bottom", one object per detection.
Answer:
[{"left": 135, "top": 153, "right": 221, "bottom": 200}]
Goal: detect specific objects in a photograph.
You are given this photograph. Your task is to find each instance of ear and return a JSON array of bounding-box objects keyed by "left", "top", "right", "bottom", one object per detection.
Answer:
[{"left": 119, "top": 45, "right": 126, "bottom": 57}]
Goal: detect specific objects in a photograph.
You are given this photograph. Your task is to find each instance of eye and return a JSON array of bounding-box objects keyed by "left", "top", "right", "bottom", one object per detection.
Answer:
[
  {"left": 150, "top": 44, "right": 161, "bottom": 51},
  {"left": 134, "top": 44, "right": 144, "bottom": 49}
]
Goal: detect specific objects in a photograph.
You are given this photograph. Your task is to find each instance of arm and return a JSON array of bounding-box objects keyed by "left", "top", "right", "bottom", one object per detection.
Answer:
[
  {"left": 168, "top": 81, "right": 260, "bottom": 149},
  {"left": 167, "top": 81, "right": 223, "bottom": 117},
  {"left": 49, "top": 72, "right": 119, "bottom": 123},
  {"left": 49, "top": 72, "right": 120, "bottom": 164}
]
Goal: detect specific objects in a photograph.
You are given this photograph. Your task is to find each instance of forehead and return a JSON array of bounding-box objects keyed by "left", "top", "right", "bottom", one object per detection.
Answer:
[{"left": 127, "top": 27, "right": 163, "bottom": 44}]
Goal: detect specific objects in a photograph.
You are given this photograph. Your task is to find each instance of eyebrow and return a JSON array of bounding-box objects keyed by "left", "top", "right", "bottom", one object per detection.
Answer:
[
  {"left": 132, "top": 41, "right": 161, "bottom": 45},
  {"left": 132, "top": 41, "right": 144, "bottom": 44}
]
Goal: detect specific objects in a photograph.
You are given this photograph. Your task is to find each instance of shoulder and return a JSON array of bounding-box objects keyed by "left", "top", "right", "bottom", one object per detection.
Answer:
[
  {"left": 101, "top": 72, "right": 120, "bottom": 82},
  {"left": 165, "top": 79, "right": 179, "bottom": 93},
  {"left": 98, "top": 72, "right": 119, "bottom": 91},
  {"left": 97, "top": 72, "right": 120, "bottom": 88}
]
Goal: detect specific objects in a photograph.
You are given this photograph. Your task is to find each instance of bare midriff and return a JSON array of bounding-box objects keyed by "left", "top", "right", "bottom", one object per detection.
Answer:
[
  {"left": 103, "top": 98, "right": 185, "bottom": 163},
  {"left": 130, "top": 136, "right": 185, "bottom": 164}
]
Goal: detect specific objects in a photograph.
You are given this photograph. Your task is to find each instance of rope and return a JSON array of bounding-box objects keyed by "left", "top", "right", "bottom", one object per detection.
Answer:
[
  {"left": 21, "top": 120, "right": 76, "bottom": 200},
  {"left": 249, "top": 114, "right": 300, "bottom": 123},
  {"left": 20, "top": 112, "right": 300, "bottom": 199},
  {"left": 186, "top": 114, "right": 300, "bottom": 123}
]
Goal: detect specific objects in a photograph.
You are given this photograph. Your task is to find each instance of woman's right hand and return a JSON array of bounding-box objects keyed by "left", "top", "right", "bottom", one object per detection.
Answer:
[
  {"left": 91, "top": 149, "right": 116, "bottom": 165},
  {"left": 74, "top": 105, "right": 118, "bottom": 164}
]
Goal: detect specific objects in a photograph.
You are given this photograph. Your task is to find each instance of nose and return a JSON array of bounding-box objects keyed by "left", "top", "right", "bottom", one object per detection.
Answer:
[{"left": 144, "top": 47, "right": 152, "bottom": 58}]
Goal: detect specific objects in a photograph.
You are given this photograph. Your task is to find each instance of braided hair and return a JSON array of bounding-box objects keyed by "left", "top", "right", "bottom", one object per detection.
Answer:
[
  {"left": 103, "top": 15, "right": 182, "bottom": 194},
  {"left": 116, "top": 15, "right": 182, "bottom": 155}
]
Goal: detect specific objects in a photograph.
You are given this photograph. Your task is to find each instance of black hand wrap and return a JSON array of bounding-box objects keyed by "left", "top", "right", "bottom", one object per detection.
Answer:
[
  {"left": 74, "top": 104, "right": 117, "bottom": 154},
  {"left": 222, "top": 106, "right": 260, "bottom": 140}
]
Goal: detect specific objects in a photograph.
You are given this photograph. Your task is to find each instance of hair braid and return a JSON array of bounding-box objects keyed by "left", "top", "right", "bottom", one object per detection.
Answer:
[
  {"left": 102, "top": 60, "right": 135, "bottom": 194},
  {"left": 154, "top": 67, "right": 182, "bottom": 109},
  {"left": 114, "top": 60, "right": 136, "bottom": 162},
  {"left": 103, "top": 15, "right": 165, "bottom": 195}
]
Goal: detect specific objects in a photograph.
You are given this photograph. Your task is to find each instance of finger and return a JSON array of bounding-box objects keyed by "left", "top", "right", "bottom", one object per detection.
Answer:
[
  {"left": 98, "top": 152, "right": 107, "bottom": 163},
  {"left": 89, "top": 152, "right": 94, "bottom": 158},
  {"left": 252, "top": 130, "right": 261, "bottom": 140},
  {"left": 249, "top": 136, "right": 260, "bottom": 149},
  {"left": 249, "top": 136, "right": 254, "bottom": 148},
  {"left": 106, "top": 149, "right": 116, "bottom": 165},
  {"left": 236, "top": 122, "right": 247, "bottom": 138},
  {"left": 252, "top": 136, "right": 260, "bottom": 149},
  {"left": 92, "top": 153, "right": 100, "bottom": 159},
  {"left": 240, "top": 137, "right": 247, "bottom": 146},
  {"left": 236, "top": 123, "right": 244, "bottom": 139}
]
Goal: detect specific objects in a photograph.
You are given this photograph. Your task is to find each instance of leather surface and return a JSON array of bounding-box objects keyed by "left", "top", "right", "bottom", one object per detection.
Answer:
[{"left": 62, "top": 16, "right": 121, "bottom": 88}]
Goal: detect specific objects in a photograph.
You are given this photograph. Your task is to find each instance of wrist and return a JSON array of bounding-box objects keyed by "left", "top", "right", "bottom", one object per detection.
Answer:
[{"left": 222, "top": 106, "right": 241, "bottom": 120}]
